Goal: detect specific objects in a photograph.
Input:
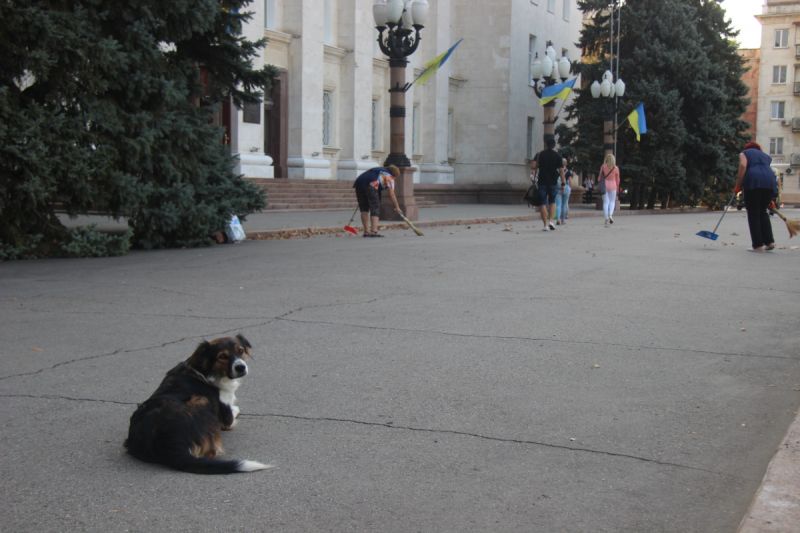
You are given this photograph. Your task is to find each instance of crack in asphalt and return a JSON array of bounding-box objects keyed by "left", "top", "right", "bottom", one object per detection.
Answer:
[
  {"left": 0, "top": 297, "right": 387, "bottom": 381},
  {"left": 0, "top": 393, "right": 135, "bottom": 406},
  {"left": 2, "top": 309, "right": 792, "bottom": 382},
  {"left": 0, "top": 393, "right": 733, "bottom": 478},
  {"left": 240, "top": 411, "right": 734, "bottom": 477},
  {"left": 275, "top": 316, "right": 796, "bottom": 361},
  {"left": 0, "top": 321, "right": 270, "bottom": 381}
]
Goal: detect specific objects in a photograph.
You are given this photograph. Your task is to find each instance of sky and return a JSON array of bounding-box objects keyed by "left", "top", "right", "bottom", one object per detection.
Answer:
[{"left": 720, "top": 0, "right": 762, "bottom": 48}]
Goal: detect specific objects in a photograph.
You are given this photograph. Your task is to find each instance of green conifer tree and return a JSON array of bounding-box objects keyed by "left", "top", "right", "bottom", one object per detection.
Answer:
[
  {"left": 560, "top": 0, "right": 749, "bottom": 209},
  {"left": 0, "top": 0, "right": 275, "bottom": 257}
]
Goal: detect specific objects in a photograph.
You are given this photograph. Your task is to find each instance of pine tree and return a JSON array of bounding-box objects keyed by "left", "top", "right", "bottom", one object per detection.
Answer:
[
  {"left": 560, "top": 0, "right": 749, "bottom": 209},
  {"left": 0, "top": 0, "right": 275, "bottom": 257}
]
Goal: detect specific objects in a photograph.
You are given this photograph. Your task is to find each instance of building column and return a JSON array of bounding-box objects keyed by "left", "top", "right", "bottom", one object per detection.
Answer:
[
  {"left": 285, "top": 0, "right": 331, "bottom": 179},
  {"left": 336, "top": 0, "right": 377, "bottom": 180}
]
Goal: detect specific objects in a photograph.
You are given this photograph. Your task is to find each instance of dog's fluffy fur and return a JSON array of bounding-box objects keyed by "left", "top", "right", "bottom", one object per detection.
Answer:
[{"left": 124, "top": 334, "right": 271, "bottom": 474}]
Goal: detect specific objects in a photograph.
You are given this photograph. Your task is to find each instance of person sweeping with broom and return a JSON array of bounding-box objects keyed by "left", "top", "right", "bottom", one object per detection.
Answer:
[
  {"left": 353, "top": 164, "right": 402, "bottom": 237},
  {"left": 734, "top": 141, "right": 778, "bottom": 252}
]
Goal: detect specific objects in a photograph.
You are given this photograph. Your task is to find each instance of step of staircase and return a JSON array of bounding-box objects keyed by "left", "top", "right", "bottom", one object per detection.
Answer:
[{"left": 254, "top": 179, "right": 439, "bottom": 210}]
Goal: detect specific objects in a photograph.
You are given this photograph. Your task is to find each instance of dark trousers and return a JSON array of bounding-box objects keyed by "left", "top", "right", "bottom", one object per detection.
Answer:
[{"left": 743, "top": 188, "right": 774, "bottom": 248}]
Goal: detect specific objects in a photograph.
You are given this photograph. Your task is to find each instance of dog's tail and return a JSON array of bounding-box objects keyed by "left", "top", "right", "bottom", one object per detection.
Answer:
[
  {"left": 172, "top": 455, "right": 273, "bottom": 475},
  {"left": 125, "top": 441, "right": 272, "bottom": 475}
]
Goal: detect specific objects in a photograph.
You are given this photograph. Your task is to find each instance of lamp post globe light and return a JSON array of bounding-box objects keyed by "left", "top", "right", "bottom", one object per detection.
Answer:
[
  {"left": 591, "top": 70, "right": 625, "bottom": 157},
  {"left": 530, "top": 41, "right": 572, "bottom": 141},
  {"left": 373, "top": 0, "right": 429, "bottom": 221}
]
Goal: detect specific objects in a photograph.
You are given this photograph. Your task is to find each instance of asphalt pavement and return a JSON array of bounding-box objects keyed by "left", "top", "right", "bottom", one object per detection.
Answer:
[{"left": 2, "top": 205, "right": 799, "bottom": 532}]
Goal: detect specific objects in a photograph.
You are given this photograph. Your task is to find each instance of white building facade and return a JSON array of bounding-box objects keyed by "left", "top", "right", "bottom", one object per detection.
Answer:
[
  {"left": 227, "top": 0, "right": 582, "bottom": 187},
  {"left": 756, "top": 0, "right": 800, "bottom": 204}
]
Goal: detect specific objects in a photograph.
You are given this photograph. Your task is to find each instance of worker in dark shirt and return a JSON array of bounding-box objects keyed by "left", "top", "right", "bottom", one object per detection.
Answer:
[
  {"left": 530, "top": 135, "right": 565, "bottom": 231},
  {"left": 734, "top": 141, "right": 778, "bottom": 251},
  {"left": 353, "top": 165, "right": 402, "bottom": 237}
]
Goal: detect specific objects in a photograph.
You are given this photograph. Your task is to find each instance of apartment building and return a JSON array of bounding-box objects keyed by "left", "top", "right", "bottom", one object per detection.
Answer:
[{"left": 756, "top": 0, "right": 800, "bottom": 203}]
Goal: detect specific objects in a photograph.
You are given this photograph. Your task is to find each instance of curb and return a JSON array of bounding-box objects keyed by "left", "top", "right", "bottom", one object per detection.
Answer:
[
  {"left": 244, "top": 206, "right": 713, "bottom": 241},
  {"left": 738, "top": 408, "right": 800, "bottom": 532},
  {"left": 246, "top": 214, "right": 538, "bottom": 240}
]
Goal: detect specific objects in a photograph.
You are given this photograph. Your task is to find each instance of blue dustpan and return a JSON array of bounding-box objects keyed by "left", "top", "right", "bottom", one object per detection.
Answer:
[
  {"left": 696, "top": 230, "right": 718, "bottom": 241},
  {"left": 696, "top": 193, "right": 736, "bottom": 242}
]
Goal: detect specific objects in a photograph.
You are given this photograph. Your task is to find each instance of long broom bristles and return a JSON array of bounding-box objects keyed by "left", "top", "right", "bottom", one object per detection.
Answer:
[{"left": 772, "top": 208, "right": 800, "bottom": 239}]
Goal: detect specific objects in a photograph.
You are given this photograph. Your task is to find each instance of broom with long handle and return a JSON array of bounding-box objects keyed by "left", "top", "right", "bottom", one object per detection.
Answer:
[
  {"left": 771, "top": 206, "right": 800, "bottom": 238},
  {"left": 398, "top": 212, "right": 424, "bottom": 236}
]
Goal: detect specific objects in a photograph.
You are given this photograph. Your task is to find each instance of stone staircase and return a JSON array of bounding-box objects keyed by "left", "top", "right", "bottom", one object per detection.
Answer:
[{"left": 251, "top": 178, "right": 439, "bottom": 210}]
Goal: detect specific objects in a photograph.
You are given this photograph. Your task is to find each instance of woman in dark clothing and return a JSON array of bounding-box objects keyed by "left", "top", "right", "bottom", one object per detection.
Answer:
[
  {"left": 734, "top": 141, "right": 778, "bottom": 252},
  {"left": 352, "top": 165, "right": 402, "bottom": 237}
]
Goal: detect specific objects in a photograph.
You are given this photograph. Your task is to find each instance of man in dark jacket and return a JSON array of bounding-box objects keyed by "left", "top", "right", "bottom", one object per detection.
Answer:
[
  {"left": 530, "top": 135, "right": 565, "bottom": 231},
  {"left": 353, "top": 165, "right": 402, "bottom": 237}
]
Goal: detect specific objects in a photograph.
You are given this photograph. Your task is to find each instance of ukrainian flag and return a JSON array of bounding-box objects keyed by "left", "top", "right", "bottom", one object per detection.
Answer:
[
  {"left": 539, "top": 78, "right": 576, "bottom": 105},
  {"left": 627, "top": 102, "right": 647, "bottom": 141},
  {"left": 414, "top": 39, "right": 463, "bottom": 86}
]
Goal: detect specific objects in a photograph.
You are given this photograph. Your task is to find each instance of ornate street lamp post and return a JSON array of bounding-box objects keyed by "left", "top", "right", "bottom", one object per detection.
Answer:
[
  {"left": 373, "top": 0, "right": 429, "bottom": 220},
  {"left": 530, "top": 41, "right": 572, "bottom": 142},
  {"left": 590, "top": 70, "right": 626, "bottom": 157},
  {"left": 590, "top": 0, "right": 625, "bottom": 158}
]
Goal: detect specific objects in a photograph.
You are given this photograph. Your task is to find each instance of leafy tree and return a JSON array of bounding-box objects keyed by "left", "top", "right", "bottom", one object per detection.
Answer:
[
  {"left": 0, "top": 0, "right": 275, "bottom": 257},
  {"left": 559, "top": 0, "right": 749, "bottom": 209}
]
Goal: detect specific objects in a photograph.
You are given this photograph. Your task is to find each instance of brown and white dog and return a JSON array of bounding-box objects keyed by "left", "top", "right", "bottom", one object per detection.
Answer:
[{"left": 124, "top": 334, "right": 271, "bottom": 474}]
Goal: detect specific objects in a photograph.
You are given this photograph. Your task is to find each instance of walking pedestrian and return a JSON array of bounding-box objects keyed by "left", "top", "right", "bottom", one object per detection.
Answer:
[
  {"left": 556, "top": 158, "right": 572, "bottom": 225},
  {"left": 352, "top": 165, "right": 402, "bottom": 237},
  {"left": 733, "top": 141, "right": 778, "bottom": 252},
  {"left": 597, "top": 154, "right": 620, "bottom": 226},
  {"left": 531, "top": 135, "right": 564, "bottom": 231}
]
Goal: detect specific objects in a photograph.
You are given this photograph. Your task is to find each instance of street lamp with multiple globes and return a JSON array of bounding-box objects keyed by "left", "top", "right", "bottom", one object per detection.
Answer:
[
  {"left": 590, "top": 70, "right": 625, "bottom": 157},
  {"left": 590, "top": 0, "right": 625, "bottom": 158},
  {"left": 530, "top": 41, "right": 572, "bottom": 141},
  {"left": 372, "top": 0, "right": 429, "bottom": 220}
]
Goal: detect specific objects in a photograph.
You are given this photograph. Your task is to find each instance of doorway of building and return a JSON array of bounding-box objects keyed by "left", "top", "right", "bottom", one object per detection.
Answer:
[{"left": 264, "top": 70, "right": 288, "bottom": 178}]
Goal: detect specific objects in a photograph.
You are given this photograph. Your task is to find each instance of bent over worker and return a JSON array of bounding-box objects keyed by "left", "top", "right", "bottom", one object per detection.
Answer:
[{"left": 352, "top": 165, "right": 402, "bottom": 237}]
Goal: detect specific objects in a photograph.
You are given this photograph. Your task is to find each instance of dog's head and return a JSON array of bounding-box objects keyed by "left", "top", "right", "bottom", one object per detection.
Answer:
[{"left": 186, "top": 334, "right": 253, "bottom": 380}]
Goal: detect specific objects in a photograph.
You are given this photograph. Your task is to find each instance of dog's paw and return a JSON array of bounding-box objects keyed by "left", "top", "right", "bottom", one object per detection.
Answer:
[{"left": 231, "top": 405, "right": 240, "bottom": 419}]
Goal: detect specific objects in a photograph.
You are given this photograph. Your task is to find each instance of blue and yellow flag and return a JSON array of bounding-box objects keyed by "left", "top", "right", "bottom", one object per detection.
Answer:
[
  {"left": 414, "top": 39, "right": 463, "bottom": 86},
  {"left": 627, "top": 102, "right": 647, "bottom": 141},
  {"left": 539, "top": 78, "right": 576, "bottom": 105}
]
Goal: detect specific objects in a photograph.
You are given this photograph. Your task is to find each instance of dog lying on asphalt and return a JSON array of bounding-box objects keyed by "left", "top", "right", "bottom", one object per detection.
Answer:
[{"left": 124, "top": 334, "right": 271, "bottom": 474}]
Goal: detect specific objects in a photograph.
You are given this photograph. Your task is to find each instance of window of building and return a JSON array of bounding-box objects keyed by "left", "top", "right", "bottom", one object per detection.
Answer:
[
  {"left": 771, "top": 100, "right": 786, "bottom": 119},
  {"left": 774, "top": 65, "right": 788, "bottom": 84},
  {"left": 770, "top": 137, "right": 784, "bottom": 155},
  {"left": 775, "top": 28, "right": 789, "bottom": 48},
  {"left": 547, "top": 0, "right": 555, "bottom": 13},
  {"left": 323, "top": 90, "right": 333, "bottom": 146},
  {"left": 412, "top": 104, "right": 421, "bottom": 155},
  {"left": 371, "top": 99, "right": 380, "bottom": 150},
  {"left": 773, "top": 65, "right": 788, "bottom": 84},
  {"left": 527, "top": 117, "right": 536, "bottom": 160},
  {"left": 264, "top": 0, "right": 276, "bottom": 29},
  {"left": 563, "top": 0, "right": 570, "bottom": 21},
  {"left": 528, "top": 35, "right": 537, "bottom": 84}
]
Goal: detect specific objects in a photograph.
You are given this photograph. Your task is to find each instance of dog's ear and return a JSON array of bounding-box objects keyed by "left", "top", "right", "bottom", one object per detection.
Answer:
[
  {"left": 235, "top": 334, "right": 254, "bottom": 359},
  {"left": 236, "top": 334, "right": 251, "bottom": 349},
  {"left": 186, "top": 340, "right": 214, "bottom": 372}
]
